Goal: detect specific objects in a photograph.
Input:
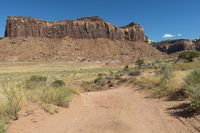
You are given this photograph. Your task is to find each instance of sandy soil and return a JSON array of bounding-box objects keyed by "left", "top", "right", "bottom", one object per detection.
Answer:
[{"left": 8, "top": 87, "right": 199, "bottom": 133}]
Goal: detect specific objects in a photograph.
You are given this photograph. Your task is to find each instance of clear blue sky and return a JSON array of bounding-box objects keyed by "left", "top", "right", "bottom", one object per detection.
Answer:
[{"left": 0, "top": 0, "right": 200, "bottom": 41}]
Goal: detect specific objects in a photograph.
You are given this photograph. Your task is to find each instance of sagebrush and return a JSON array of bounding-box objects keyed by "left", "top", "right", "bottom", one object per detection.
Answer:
[{"left": 184, "top": 69, "right": 200, "bottom": 111}]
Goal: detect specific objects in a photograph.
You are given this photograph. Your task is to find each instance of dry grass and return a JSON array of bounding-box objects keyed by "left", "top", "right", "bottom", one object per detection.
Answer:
[
  {"left": 41, "top": 104, "right": 58, "bottom": 115},
  {"left": 133, "top": 67, "right": 188, "bottom": 98},
  {"left": 174, "top": 60, "right": 200, "bottom": 70},
  {"left": 0, "top": 62, "right": 122, "bottom": 132},
  {"left": 0, "top": 63, "right": 122, "bottom": 85},
  {"left": 0, "top": 61, "right": 193, "bottom": 132},
  {"left": 135, "top": 74, "right": 161, "bottom": 89}
]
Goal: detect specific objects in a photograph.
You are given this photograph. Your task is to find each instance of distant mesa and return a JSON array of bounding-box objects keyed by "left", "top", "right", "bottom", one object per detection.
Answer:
[
  {"left": 153, "top": 39, "right": 195, "bottom": 54},
  {"left": 4, "top": 16, "right": 148, "bottom": 42},
  {"left": 194, "top": 38, "right": 200, "bottom": 51},
  {"left": 153, "top": 38, "right": 200, "bottom": 54}
]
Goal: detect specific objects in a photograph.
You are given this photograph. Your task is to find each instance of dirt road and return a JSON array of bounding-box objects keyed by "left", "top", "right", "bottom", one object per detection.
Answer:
[{"left": 8, "top": 87, "right": 196, "bottom": 133}]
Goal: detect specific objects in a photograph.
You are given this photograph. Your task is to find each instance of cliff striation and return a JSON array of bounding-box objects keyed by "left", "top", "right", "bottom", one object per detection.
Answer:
[{"left": 5, "top": 16, "right": 148, "bottom": 42}]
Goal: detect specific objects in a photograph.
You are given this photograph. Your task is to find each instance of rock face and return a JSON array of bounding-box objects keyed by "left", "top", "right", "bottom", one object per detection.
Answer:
[
  {"left": 5, "top": 16, "right": 148, "bottom": 42},
  {"left": 154, "top": 39, "right": 194, "bottom": 54},
  {"left": 194, "top": 39, "right": 200, "bottom": 51}
]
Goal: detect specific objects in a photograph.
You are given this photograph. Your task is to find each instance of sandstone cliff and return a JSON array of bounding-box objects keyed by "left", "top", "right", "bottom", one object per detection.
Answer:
[{"left": 5, "top": 16, "right": 148, "bottom": 42}]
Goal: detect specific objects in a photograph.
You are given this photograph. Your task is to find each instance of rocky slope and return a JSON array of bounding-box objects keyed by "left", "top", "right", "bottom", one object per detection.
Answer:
[
  {"left": 154, "top": 39, "right": 194, "bottom": 54},
  {"left": 5, "top": 16, "right": 148, "bottom": 42},
  {"left": 0, "top": 37, "right": 163, "bottom": 62}
]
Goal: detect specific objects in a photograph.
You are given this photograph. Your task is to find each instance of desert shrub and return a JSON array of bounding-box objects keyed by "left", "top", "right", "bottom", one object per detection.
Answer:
[
  {"left": 52, "top": 80, "right": 65, "bottom": 88},
  {"left": 113, "top": 74, "right": 120, "bottom": 80},
  {"left": 178, "top": 51, "right": 200, "bottom": 62},
  {"left": 2, "top": 84, "right": 23, "bottom": 120},
  {"left": 94, "top": 74, "right": 102, "bottom": 84},
  {"left": 153, "top": 83, "right": 171, "bottom": 97},
  {"left": 127, "top": 77, "right": 138, "bottom": 84},
  {"left": 136, "top": 76, "right": 161, "bottom": 89},
  {"left": 153, "top": 64, "right": 160, "bottom": 70},
  {"left": 129, "top": 70, "right": 141, "bottom": 76},
  {"left": 159, "top": 64, "right": 172, "bottom": 82},
  {"left": 24, "top": 86, "right": 46, "bottom": 103},
  {"left": 41, "top": 104, "right": 58, "bottom": 115},
  {"left": 25, "top": 75, "right": 47, "bottom": 89},
  {"left": 122, "top": 65, "right": 129, "bottom": 72},
  {"left": 29, "top": 75, "right": 47, "bottom": 82},
  {"left": 184, "top": 69, "right": 200, "bottom": 111},
  {"left": 0, "top": 119, "right": 6, "bottom": 133},
  {"left": 151, "top": 64, "right": 185, "bottom": 97},
  {"left": 153, "top": 81, "right": 180, "bottom": 97},
  {"left": 0, "top": 84, "right": 23, "bottom": 133},
  {"left": 135, "top": 59, "right": 144, "bottom": 68},
  {"left": 40, "top": 87, "right": 74, "bottom": 107},
  {"left": 109, "top": 70, "right": 114, "bottom": 76},
  {"left": 118, "top": 78, "right": 128, "bottom": 84},
  {"left": 184, "top": 70, "right": 200, "bottom": 86}
]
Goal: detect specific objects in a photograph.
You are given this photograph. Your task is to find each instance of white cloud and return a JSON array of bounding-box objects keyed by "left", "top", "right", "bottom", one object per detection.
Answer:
[
  {"left": 163, "top": 34, "right": 175, "bottom": 38},
  {"left": 162, "top": 33, "right": 182, "bottom": 39}
]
